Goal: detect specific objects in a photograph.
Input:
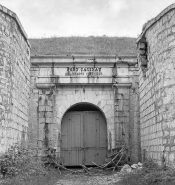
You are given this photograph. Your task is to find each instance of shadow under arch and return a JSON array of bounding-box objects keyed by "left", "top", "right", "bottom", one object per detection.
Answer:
[{"left": 60, "top": 102, "right": 107, "bottom": 123}]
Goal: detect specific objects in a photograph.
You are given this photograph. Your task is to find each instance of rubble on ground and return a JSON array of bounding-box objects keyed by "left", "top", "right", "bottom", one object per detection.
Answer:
[{"left": 120, "top": 162, "right": 143, "bottom": 174}]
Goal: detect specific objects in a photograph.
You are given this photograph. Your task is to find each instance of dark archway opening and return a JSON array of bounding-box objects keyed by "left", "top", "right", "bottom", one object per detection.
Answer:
[{"left": 68, "top": 103, "right": 99, "bottom": 112}]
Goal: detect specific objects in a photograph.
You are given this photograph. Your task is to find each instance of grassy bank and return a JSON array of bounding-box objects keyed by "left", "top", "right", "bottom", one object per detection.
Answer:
[{"left": 115, "top": 159, "right": 175, "bottom": 185}]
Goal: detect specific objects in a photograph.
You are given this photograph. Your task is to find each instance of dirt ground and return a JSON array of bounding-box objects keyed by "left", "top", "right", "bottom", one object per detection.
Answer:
[
  {"left": 0, "top": 168, "right": 121, "bottom": 185},
  {"left": 55, "top": 169, "right": 120, "bottom": 185}
]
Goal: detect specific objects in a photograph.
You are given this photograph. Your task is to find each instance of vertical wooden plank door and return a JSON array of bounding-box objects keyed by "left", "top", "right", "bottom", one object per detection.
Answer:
[
  {"left": 61, "top": 111, "right": 107, "bottom": 166},
  {"left": 61, "top": 112, "right": 84, "bottom": 165}
]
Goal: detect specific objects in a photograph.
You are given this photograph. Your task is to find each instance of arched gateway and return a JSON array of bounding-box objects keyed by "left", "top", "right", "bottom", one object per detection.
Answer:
[
  {"left": 61, "top": 103, "right": 107, "bottom": 166},
  {"left": 29, "top": 55, "right": 140, "bottom": 164}
]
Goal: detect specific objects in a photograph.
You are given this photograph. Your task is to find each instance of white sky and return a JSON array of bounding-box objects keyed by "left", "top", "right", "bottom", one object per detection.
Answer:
[{"left": 0, "top": 0, "right": 175, "bottom": 38}]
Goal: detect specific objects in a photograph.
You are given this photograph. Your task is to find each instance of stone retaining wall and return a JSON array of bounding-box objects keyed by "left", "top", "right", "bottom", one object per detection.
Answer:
[
  {"left": 0, "top": 5, "right": 30, "bottom": 154},
  {"left": 138, "top": 3, "right": 175, "bottom": 166}
]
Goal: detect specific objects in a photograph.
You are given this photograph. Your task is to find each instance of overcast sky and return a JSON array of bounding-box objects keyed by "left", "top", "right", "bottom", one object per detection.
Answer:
[{"left": 0, "top": 0, "right": 175, "bottom": 38}]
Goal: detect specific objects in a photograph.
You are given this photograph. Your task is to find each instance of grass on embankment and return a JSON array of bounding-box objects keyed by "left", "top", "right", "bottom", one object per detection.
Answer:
[{"left": 115, "top": 159, "right": 175, "bottom": 185}]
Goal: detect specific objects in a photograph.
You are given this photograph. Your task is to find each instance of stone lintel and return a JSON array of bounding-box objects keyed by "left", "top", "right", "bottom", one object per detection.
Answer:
[{"left": 36, "top": 83, "right": 113, "bottom": 89}]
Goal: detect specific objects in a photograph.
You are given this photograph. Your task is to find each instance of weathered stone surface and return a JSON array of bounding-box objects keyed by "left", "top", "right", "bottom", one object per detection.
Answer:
[
  {"left": 0, "top": 4, "right": 30, "bottom": 154},
  {"left": 138, "top": 3, "right": 175, "bottom": 166},
  {"left": 29, "top": 56, "right": 140, "bottom": 162}
]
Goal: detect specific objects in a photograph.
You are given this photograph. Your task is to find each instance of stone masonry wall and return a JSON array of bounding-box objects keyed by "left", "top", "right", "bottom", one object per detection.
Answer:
[
  {"left": 138, "top": 4, "right": 175, "bottom": 166},
  {"left": 29, "top": 58, "right": 140, "bottom": 162},
  {"left": 29, "top": 77, "right": 115, "bottom": 158},
  {"left": 53, "top": 86, "right": 114, "bottom": 157},
  {"left": 114, "top": 63, "right": 140, "bottom": 163},
  {"left": 0, "top": 5, "right": 30, "bottom": 154},
  {"left": 129, "top": 66, "right": 140, "bottom": 163},
  {"left": 28, "top": 67, "right": 39, "bottom": 156}
]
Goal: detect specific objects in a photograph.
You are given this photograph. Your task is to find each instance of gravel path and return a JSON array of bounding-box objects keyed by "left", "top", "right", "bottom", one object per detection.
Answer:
[{"left": 55, "top": 172, "right": 120, "bottom": 185}]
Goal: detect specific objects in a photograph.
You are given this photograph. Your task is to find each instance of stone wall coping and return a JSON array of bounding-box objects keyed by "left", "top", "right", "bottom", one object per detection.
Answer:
[
  {"left": 31, "top": 55, "right": 137, "bottom": 59},
  {"left": 31, "top": 61, "right": 136, "bottom": 66},
  {"left": 31, "top": 55, "right": 137, "bottom": 65},
  {"left": 0, "top": 4, "right": 30, "bottom": 47},
  {"left": 137, "top": 3, "right": 175, "bottom": 43}
]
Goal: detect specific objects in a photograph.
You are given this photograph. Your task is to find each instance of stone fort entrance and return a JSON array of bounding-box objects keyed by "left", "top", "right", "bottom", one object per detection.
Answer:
[
  {"left": 29, "top": 55, "right": 140, "bottom": 164},
  {"left": 61, "top": 103, "right": 107, "bottom": 165}
]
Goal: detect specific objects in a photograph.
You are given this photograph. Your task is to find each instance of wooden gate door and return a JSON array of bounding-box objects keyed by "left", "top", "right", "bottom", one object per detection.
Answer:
[{"left": 61, "top": 111, "right": 107, "bottom": 166}]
